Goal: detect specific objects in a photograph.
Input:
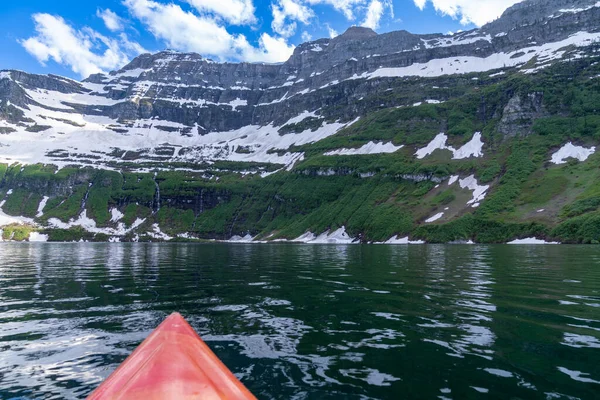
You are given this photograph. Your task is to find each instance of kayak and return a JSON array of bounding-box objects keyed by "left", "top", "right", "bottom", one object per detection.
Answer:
[{"left": 87, "top": 312, "right": 256, "bottom": 399}]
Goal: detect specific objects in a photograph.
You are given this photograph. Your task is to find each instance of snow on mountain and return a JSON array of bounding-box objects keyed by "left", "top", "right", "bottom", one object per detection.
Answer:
[
  {"left": 551, "top": 143, "right": 596, "bottom": 164},
  {"left": 0, "top": 0, "right": 598, "bottom": 173},
  {"left": 416, "top": 132, "right": 484, "bottom": 160},
  {"left": 324, "top": 141, "right": 404, "bottom": 156}
]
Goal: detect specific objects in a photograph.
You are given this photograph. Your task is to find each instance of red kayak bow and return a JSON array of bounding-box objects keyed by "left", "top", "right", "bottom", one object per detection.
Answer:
[{"left": 87, "top": 312, "right": 256, "bottom": 399}]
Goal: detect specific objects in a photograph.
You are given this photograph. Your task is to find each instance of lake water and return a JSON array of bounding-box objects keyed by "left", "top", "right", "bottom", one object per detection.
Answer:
[{"left": 0, "top": 243, "right": 599, "bottom": 399}]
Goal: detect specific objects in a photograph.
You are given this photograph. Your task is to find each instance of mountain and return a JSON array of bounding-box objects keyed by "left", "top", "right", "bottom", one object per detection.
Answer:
[{"left": 1, "top": 0, "right": 600, "bottom": 243}]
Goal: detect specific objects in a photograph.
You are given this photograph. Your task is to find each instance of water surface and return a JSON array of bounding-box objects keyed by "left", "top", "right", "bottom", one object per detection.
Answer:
[{"left": 0, "top": 243, "right": 599, "bottom": 399}]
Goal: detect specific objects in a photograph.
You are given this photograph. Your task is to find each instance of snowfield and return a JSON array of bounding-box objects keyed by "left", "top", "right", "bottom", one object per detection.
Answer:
[
  {"left": 368, "top": 31, "right": 600, "bottom": 79},
  {"left": 47, "top": 211, "right": 146, "bottom": 236},
  {"left": 446, "top": 174, "right": 489, "bottom": 208},
  {"left": 383, "top": 236, "right": 425, "bottom": 245},
  {"left": 36, "top": 196, "right": 50, "bottom": 218},
  {"left": 425, "top": 212, "right": 444, "bottom": 223},
  {"left": 416, "top": 132, "right": 484, "bottom": 160},
  {"left": 28, "top": 232, "right": 49, "bottom": 242},
  {"left": 293, "top": 227, "right": 358, "bottom": 244},
  {"left": 551, "top": 143, "right": 596, "bottom": 164},
  {"left": 508, "top": 238, "right": 560, "bottom": 245},
  {"left": 324, "top": 141, "right": 404, "bottom": 156},
  {"left": 0, "top": 102, "right": 359, "bottom": 171}
]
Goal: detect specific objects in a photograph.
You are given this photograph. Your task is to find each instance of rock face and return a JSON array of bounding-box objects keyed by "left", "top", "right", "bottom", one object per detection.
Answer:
[
  {"left": 0, "top": 0, "right": 599, "bottom": 170},
  {"left": 497, "top": 92, "right": 547, "bottom": 137}
]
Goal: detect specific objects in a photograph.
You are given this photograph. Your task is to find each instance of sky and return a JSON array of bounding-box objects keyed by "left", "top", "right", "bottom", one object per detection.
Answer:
[{"left": 0, "top": 0, "right": 524, "bottom": 80}]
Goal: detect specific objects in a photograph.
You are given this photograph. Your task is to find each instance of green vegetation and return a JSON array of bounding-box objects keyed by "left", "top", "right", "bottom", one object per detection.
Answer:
[
  {"left": 1, "top": 224, "right": 37, "bottom": 241},
  {"left": 1, "top": 188, "right": 42, "bottom": 218}
]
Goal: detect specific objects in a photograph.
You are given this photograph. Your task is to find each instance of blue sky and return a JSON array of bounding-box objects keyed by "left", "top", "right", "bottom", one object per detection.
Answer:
[{"left": 0, "top": 0, "right": 522, "bottom": 79}]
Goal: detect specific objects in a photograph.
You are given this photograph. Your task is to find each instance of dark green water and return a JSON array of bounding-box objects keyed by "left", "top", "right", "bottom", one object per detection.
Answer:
[{"left": 0, "top": 243, "right": 599, "bottom": 399}]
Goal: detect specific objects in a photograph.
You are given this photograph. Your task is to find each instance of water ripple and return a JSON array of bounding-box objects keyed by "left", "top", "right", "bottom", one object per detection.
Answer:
[{"left": 0, "top": 243, "right": 599, "bottom": 399}]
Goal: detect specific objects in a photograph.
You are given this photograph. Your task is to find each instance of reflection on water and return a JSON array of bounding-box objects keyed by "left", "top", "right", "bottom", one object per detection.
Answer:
[
  {"left": 420, "top": 246, "right": 497, "bottom": 368},
  {"left": 0, "top": 243, "right": 599, "bottom": 399}
]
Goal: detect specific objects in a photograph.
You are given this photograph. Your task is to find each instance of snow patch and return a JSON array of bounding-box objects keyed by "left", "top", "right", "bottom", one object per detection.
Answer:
[
  {"left": 507, "top": 237, "right": 560, "bottom": 245},
  {"left": 147, "top": 224, "right": 172, "bottom": 241},
  {"left": 425, "top": 212, "right": 444, "bottom": 223},
  {"left": 47, "top": 210, "right": 146, "bottom": 237},
  {"left": 292, "top": 232, "right": 316, "bottom": 242},
  {"left": 0, "top": 111, "right": 357, "bottom": 172},
  {"left": 293, "top": 227, "right": 357, "bottom": 244},
  {"left": 111, "top": 68, "right": 150, "bottom": 79},
  {"left": 110, "top": 208, "right": 124, "bottom": 223},
  {"left": 458, "top": 175, "right": 489, "bottom": 207},
  {"left": 369, "top": 31, "right": 600, "bottom": 79},
  {"left": 24, "top": 87, "right": 121, "bottom": 109},
  {"left": 421, "top": 34, "right": 492, "bottom": 49},
  {"left": 324, "top": 141, "right": 403, "bottom": 156},
  {"left": 228, "top": 98, "right": 247, "bottom": 111},
  {"left": 453, "top": 132, "right": 484, "bottom": 159},
  {"left": 416, "top": 133, "right": 484, "bottom": 160},
  {"left": 228, "top": 234, "right": 255, "bottom": 243},
  {"left": 558, "top": 2, "right": 600, "bottom": 14},
  {"left": 383, "top": 236, "right": 425, "bottom": 244},
  {"left": 28, "top": 232, "right": 48, "bottom": 242},
  {"left": 550, "top": 142, "right": 595, "bottom": 164},
  {"left": 415, "top": 133, "right": 449, "bottom": 159},
  {"left": 36, "top": 196, "right": 50, "bottom": 217},
  {"left": 282, "top": 110, "right": 319, "bottom": 126}
]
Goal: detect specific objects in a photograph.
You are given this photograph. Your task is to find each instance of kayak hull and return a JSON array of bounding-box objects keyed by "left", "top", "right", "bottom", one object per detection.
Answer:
[{"left": 87, "top": 312, "right": 256, "bottom": 400}]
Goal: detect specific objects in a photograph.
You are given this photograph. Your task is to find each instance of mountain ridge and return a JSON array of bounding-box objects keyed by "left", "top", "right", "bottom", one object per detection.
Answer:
[{"left": 1, "top": 0, "right": 600, "bottom": 244}]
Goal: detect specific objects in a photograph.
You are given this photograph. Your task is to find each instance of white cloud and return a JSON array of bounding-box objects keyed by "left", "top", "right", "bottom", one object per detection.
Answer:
[
  {"left": 97, "top": 8, "right": 125, "bottom": 31},
  {"left": 124, "top": 0, "right": 294, "bottom": 63},
  {"left": 20, "top": 13, "right": 145, "bottom": 78},
  {"left": 413, "top": 0, "right": 426, "bottom": 9},
  {"left": 301, "top": 31, "right": 313, "bottom": 42},
  {"left": 361, "top": 0, "right": 383, "bottom": 29},
  {"left": 413, "top": 0, "right": 524, "bottom": 26},
  {"left": 271, "top": 0, "right": 314, "bottom": 37},
  {"left": 124, "top": 0, "right": 233, "bottom": 55},
  {"left": 118, "top": 33, "right": 147, "bottom": 54},
  {"left": 184, "top": 0, "right": 256, "bottom": 25},
  {"left": 326, "top": 24, "right": 339, "bottom": 38},
  {"left": 235, "top": 33, "right": 296, "bottom": 63}
]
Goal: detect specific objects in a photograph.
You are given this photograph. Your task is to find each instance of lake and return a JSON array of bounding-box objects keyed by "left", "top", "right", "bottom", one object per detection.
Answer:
[{"left": 0, "top": 243, "right": 599, "bottom": 399}]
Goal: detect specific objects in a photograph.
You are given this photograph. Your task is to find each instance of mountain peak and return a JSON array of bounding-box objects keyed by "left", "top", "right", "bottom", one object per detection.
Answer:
[
  {"left": 337, "top": 26, "right": 378, "bottom": 40},
  {"left": 486, "top": 0, "right": 600, "bottom": 30}
]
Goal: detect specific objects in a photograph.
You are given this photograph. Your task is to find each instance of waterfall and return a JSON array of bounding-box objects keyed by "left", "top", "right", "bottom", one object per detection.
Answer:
[
  {"left": 153, "top": 173, "right": 161, "bottom": 213},
  {"left": 81, "top": 182, "right": 92, "bottom": 211},
  {"left": 199, "top": 189, "right": 204, "bottom": 214}
]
